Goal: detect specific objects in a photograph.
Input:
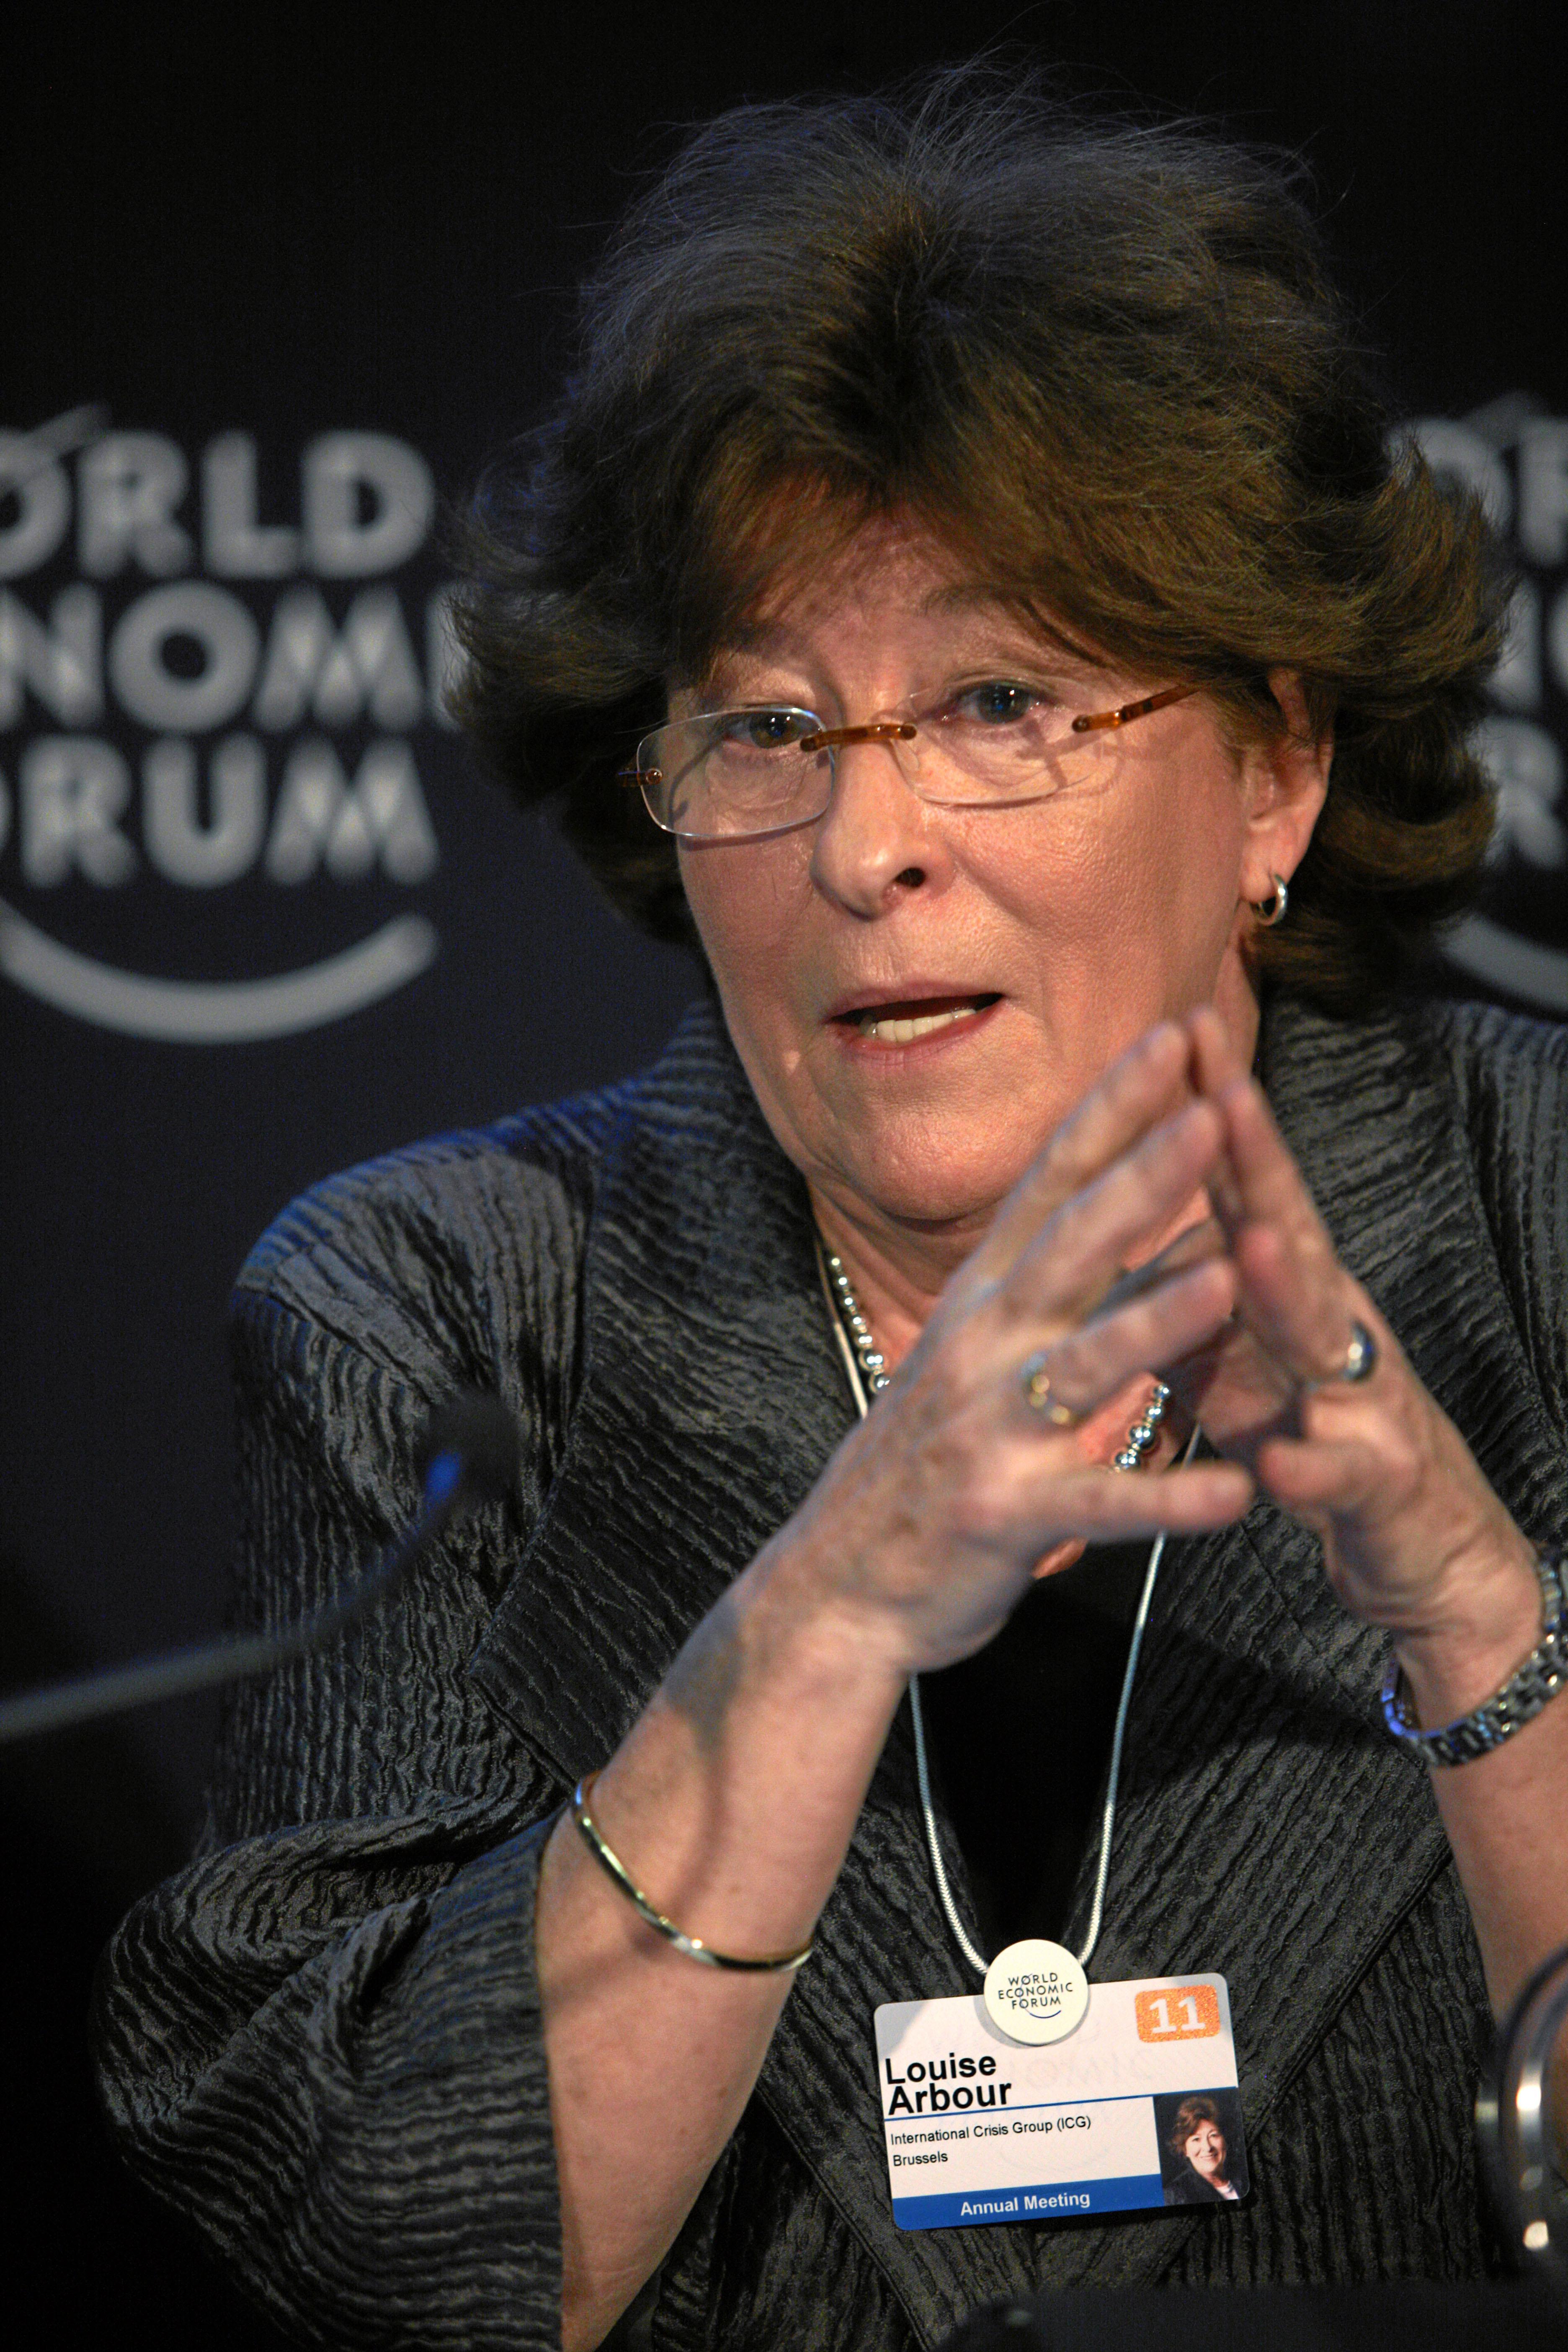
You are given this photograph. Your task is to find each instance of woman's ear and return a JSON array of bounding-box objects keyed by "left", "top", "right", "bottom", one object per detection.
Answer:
[{"left": 1236, "top": 666, "right": 1333, "bottom": 905}]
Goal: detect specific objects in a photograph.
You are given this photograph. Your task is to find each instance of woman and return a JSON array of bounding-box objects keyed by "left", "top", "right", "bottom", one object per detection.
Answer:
[
  {"left": 95, "top": 74, "right": 1568, "bottom": 2352},
  {"left": 1163, "top": 2100, "right": 1243, "bottom": 2207}
]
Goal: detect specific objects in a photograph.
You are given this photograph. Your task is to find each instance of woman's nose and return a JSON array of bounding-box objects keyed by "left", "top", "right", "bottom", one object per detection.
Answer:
[{"left": 807, "top": 735, "right": 951, "bottom": 916}]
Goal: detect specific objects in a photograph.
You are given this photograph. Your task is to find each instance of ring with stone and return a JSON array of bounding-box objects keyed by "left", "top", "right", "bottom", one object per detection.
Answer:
[
  {"left": 1306, "top": 1318, "right": 1378, "bottom": 1388},
  {"left": 1019, "top": 1349, "right": 1080, "bottom": 1426}
]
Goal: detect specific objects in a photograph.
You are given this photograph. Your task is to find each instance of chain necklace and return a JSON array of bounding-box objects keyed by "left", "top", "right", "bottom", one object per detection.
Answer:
[{"left": 815, "top": 1232, "right": 1196, "bottom": 1979}]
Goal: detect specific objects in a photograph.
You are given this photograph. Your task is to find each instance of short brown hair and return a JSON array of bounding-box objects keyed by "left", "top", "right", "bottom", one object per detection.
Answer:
[
  {"left": 1167, "top": 2096, "right": 1224, "bottom": 2161},
  {"left": 451, "top": 69, "right": 1506, "bottom": 1011}
]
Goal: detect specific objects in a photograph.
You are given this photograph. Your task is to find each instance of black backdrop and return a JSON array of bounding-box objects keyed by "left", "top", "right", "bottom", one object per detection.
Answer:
[{"left": 4, "top": 6, "right": 1564, "bottom": 2337}]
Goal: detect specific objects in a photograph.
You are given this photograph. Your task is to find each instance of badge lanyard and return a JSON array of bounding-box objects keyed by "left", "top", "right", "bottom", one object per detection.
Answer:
[
  {"left": 818, "top": 1251, "right": 1252, "bottom": 2228},
  {"left": 819, "top": 1244, "right": 1199, "bottom": 2041}
]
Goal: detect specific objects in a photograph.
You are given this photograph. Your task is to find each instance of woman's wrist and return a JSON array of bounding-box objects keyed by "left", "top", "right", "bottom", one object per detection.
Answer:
[
  {"left": 735, "top": 1524, "right": 922, "bottom": 1708},
  {"left": 1390, "top": 1532, "right": 1548, "bottom": 1730},
  {"left": 546, "top": 1542, "right": 913, "bottom": 1972}
]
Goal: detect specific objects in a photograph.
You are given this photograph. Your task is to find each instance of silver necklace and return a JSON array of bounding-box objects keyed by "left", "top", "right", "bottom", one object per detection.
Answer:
[
  {"left": 820, "top": 1243, "right": 1169, "bottom": 1469},
  {"left": 816, "top": 1235, "right": 1195, "bottom": 1979},
  {"left": 1114, "top": 1379, "right": 1171, "bottom": 1471}
]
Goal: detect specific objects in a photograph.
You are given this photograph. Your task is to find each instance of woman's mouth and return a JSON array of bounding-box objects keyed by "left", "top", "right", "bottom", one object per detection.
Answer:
[{"left": 836, "top": 992, "right": 1001, "bottom": 1043}]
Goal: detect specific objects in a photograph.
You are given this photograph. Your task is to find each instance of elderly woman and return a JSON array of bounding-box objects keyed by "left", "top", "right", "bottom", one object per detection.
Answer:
[{"left": 96, "top": 75, "right": 1567, "bottom": 2352}]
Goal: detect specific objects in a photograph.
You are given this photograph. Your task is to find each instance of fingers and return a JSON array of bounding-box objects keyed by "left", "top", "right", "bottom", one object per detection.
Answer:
[
  {"left": 1097, "top": 1215, "right": 1226, "bottom": 1314},
  {"left": 1230, "top": 1220, "right": 1375, "bottom": 1391},
  {"left": 970, "top": 1022, "right": 1193, "bottom": 1285},
  {"left": 1186, "top": 1008, "right": 1328, "bottom": 1258},
  {"left": 1181, "top": 1012, "right": 1493, "bottom": 1612},
  {"left": 1183, "top": 1006, "right": 1365, "bottom": 1384},
  {"left": 1253, "top": 1430, "right": 1383, "bottom": 1520},
  {"left": 1187, "top": 1002, "right": 1246, "bottom": 1096},
  {"left": 1218, "top": 1082, "right": 1329, "bottom": 1259},
  {"left": 1004, "top": 1456, "right": 1255, "bottom": 1546},
  {"left": 1185, "top": 1008, "right": 1248, "bottom": 1229},
  {"left": 1024, "top": 1256, "right": 1237, "bottom": 1424},
  {"left": 1011, "top": 1011, "right": 1519, "bottom": 1641},
  {"left": 1001, "top": 1097, "right": 1226, "bottom": 1328}
]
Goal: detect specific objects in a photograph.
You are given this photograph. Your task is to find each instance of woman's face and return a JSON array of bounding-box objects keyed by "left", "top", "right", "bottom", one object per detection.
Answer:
[
  {"left": 1183, "top": 2118, "right": 1227, "bottom": 2178},
  {"left": 676, "top": 520, "right": 1326, "bottom": 1256}
]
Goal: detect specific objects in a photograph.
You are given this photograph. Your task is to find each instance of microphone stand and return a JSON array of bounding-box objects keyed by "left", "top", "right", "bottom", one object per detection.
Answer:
[{"left": 0, "top": 1392, "right": 518, "bottom": 1744}]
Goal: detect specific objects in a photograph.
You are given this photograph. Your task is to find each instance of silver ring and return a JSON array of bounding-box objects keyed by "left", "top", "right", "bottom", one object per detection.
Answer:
[
  {"left": 1306, "top": 1318, "right": 1378, "bottom": 1388},
  {"left": 1019, "top": 1350, "right": 1079, "bottom": 1426}
]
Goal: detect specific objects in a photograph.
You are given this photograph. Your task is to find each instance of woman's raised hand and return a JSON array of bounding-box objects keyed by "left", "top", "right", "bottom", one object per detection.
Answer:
[
  {"left": 1176, "top": 1007, "right": 1539, "bottom": 1685},
  {"left": 791, "top": 1022, "right": 1254, "bottom": 1679}
]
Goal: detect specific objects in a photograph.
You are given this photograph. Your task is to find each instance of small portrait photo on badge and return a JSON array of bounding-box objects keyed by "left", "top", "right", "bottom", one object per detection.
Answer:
[{"left": 1153, "top": 2087, "right": 1250, "bottom": 2208}]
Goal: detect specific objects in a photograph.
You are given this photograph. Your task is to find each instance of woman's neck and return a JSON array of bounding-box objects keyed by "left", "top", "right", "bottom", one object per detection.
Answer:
[{"left": 806, "top": 1194, "right": 970, "bottom": 1375}]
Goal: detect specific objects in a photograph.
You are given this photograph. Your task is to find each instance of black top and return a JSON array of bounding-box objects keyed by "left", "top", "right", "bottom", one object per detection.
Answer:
[
  {"left": 90, "top": 991, "right": 1567, "bottom": 2345},
  {"left": 1165, "top": 2163, "right": 1243, "bottom": 2206},
  {"left": 921, "top": 1542, "right": 1150, "bottom": 1951}
]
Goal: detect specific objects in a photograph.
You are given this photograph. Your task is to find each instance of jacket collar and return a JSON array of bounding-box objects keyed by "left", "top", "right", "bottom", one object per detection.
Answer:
[
  {"left": 470, "top": 1001, "right": 855, "bottom": 1777},
  {"left": 470, "top": 993, "right": 1562, "bottom": 2337}
]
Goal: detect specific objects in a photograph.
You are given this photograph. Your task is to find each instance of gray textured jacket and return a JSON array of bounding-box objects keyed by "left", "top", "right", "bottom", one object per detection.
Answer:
[{"left": 94, "top": 992, "right": 1568, "bottom": 2349}]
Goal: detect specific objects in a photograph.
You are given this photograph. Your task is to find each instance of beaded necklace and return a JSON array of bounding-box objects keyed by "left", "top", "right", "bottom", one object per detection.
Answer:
[{"left": 818, "top": 1241, "right": 1170, "bottom": 1466}]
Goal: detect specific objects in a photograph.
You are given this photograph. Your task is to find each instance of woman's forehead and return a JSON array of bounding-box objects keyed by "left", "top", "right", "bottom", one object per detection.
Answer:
[
  {"left": 740, "top": 516, "right": 1018, "bottom": 623},
  {"left": 703, "top": 523, "right": 1106, "bottom": 674}
]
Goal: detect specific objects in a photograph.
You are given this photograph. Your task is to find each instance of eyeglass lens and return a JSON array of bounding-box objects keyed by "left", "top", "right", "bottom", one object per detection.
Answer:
[{"left": 637, "top": 686, "right": 1186, "bottom": 839}]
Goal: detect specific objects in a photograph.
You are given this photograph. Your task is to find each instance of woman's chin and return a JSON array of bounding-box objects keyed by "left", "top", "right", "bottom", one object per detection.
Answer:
[
  {"left": 820, "top": 1128, "right": 1040, "bottom": 1235},
  {"left": 834, "top": 1171, "right": 1014, "bottom": 1237}
]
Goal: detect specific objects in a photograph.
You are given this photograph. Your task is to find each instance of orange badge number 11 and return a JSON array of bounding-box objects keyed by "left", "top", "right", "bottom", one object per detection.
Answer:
[{"left": 1135, "top": 1983, "right": 1221, "bottom": 2042}]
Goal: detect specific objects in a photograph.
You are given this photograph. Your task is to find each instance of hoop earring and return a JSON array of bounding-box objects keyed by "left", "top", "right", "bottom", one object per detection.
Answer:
[{"left": 1252, "top": 874, "right": 1289, "bottom": 927}]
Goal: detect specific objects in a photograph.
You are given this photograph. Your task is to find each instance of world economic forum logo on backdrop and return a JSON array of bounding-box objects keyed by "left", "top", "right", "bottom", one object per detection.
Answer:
[
  {"left": 1413, "top": 394, "right": 1568, "bottom": 1015},
  {"left": 0, "top": 406, "right": 457, "bottom": 1042},
  {"left": 5, "top": 400, "right": 1565, "bottom": 1038}
]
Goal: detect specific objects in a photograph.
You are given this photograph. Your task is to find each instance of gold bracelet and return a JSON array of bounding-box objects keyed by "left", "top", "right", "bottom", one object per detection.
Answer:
[{"left": 570, "top": 1774, "right": 814, "bottom": 1973}]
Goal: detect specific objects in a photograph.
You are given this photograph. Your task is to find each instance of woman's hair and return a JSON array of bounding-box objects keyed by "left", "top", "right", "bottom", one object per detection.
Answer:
[
  {"left": 1167, "top": 2096, "right": 1225, "bottom": 2163},
  {"left": 451, "top": 67, "right": 1506, "bottom": 1011}
]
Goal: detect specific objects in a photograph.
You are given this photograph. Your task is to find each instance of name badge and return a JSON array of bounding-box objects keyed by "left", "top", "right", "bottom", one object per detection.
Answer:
[{"left": 874, "top": 1973, "right": 1248, "bottom": 2230}]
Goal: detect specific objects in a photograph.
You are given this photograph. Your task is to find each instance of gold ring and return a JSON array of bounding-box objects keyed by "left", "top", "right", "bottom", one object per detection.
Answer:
[{"left": 1020, "top": 1349, "right": 1080, "bottom": 1426}]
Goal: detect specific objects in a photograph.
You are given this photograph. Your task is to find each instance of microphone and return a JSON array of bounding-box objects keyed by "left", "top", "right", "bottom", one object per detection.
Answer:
[{"left": 0, "top": 1391, "right": 521, "bottom": 1744}]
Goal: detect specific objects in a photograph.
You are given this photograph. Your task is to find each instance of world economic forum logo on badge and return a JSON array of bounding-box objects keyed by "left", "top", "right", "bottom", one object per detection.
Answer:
[{"left": 0, "top": 407, "right": 458, "bottom": 1042}]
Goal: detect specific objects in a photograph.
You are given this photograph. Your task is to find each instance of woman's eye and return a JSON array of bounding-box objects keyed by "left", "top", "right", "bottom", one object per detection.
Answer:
[
  {"left": 720, "top": 709, "right": 808, "bottom": 751},
  {"left": 950, "top": 681, "right": 1049, "bottom": 725}
]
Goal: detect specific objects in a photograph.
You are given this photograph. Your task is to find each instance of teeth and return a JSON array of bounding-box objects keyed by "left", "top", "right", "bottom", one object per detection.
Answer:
[{"left": 856, "top": 1003, "right": 982, "bottom": 1043}]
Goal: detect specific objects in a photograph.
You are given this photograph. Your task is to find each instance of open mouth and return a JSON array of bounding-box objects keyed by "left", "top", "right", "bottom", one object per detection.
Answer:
[{"left": 837, "top": 992, "right": 1001, "bottom": 1044}]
